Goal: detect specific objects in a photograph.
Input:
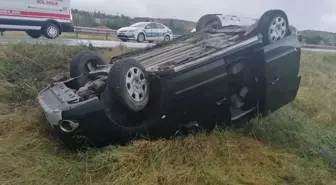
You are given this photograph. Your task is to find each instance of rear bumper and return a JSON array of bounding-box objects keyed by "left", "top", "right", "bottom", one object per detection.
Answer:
[
  {"left": 37, "top": 82, "right": 126, "bottom": 149},
  {"left": 38, "top": 84, "right": 65, "bottom": 127}
]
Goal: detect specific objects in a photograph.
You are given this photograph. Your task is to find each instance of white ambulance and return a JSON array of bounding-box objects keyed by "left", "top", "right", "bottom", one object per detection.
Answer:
[{"left": 0, "top": 0, "right": 74, "bottom": 39}]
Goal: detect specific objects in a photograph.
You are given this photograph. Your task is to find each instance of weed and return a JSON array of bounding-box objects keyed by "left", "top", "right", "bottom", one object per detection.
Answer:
[{"left": 0, "top": 44, "right": 131, "bottom": 101}]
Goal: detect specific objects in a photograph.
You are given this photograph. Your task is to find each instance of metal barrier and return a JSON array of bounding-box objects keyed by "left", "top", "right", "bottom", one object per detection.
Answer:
[
  {"left": 73, "top": 26, "right": 182, "bottom": 40},
  {"left": 73, "top": 26, "right": 117, "bottom": 40},
  {"left": 0, "top": 26, "right": 181, "bottom": 40}
]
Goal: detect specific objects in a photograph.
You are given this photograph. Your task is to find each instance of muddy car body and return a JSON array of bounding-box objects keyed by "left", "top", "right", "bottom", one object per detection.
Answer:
[{"left": 38, "top": 9, "right": 301, "bottom": 149}]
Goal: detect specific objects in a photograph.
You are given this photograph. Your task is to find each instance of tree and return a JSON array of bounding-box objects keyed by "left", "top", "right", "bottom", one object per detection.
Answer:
[{"left": 304, "top": 36, "right": 326, "bottom": 45}]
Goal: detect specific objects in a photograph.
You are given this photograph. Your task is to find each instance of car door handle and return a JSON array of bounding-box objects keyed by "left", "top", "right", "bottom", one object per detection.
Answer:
[{"left": 271, "top": 77, "right": 280, "bottom": 84}]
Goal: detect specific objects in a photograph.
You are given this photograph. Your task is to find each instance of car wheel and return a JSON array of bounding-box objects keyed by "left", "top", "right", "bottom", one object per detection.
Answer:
[
  {"left": 120, "top": 38, "right": 128, "bottom": 42},
  {"left": 196, "top": 14, "right": 222, "bottom": 32},
  {"left": 26, "top": 30, "right": 42, "bottom": 39},
  {"left": 137, "top": 33, "right": 145, "bottom": 43},
  {"left": 105, "top": 58, "right": 149, "bottom": 112},
  {"left": 70, "top": 50, "right": 105, "bottom": 86},
  {"left": 164, "top": 35, "right": 170, "bottom": 42},
  {"left": 42, "top": 23, "right": 60, "bottom": 39},
  {"left": 258, "top": 10, "right": 289, "bottom": 45}
]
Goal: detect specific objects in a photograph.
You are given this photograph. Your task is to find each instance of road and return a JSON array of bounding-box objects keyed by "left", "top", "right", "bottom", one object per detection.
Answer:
[
  {"left": 1, "top": 37, "right": 336, "bottom": 53},
  {"left": 302, "top": 48, "right": 336, "bottom": 53}
]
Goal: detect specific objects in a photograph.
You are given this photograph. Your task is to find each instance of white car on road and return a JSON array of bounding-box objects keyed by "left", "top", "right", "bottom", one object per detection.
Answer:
[{"left": 117, "top": 22, "right": 173, "bottom": 43}]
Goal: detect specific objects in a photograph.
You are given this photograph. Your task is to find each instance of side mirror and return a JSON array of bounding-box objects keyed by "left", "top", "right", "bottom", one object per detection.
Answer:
[{"left": 145, "top": 26, "right": 150, "bottom": 29}]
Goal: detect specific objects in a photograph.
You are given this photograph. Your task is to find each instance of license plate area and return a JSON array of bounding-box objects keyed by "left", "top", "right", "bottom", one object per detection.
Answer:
[{"left": 50, "top": 83, "right": 80, "bottom": 104}]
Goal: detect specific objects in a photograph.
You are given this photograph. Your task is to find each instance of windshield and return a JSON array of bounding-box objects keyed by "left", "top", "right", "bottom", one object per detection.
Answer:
[{"left": 130, "top": 22, "right": 148, "bottom": 28}]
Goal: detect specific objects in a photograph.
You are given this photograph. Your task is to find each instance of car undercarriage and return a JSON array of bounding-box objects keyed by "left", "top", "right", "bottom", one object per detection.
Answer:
[{"left": 38, "top": 9, "right": 301, "bottom": 150}]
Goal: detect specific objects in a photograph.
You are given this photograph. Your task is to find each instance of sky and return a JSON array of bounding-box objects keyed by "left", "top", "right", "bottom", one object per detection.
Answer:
[{"left": 70, "top": 0, "right": 336, "bottom": 32}]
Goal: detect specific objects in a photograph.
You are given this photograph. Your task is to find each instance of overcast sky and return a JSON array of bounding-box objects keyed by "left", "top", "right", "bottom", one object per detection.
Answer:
[{"left": 71, "top": 0, "right": 336, "bottom": 32}]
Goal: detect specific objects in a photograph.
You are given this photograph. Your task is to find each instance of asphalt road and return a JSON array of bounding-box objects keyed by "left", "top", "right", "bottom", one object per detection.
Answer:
[
  {"left": 302, "top": 48, "right": 336, "bottom": 53},
  {"left": 0, "top": 37, "right": 154, "bottom": 49}
]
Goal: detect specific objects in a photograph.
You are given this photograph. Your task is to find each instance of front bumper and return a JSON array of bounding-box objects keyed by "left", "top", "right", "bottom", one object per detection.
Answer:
[{"left": 117, "top": 32, "right": 136, "bottom": 40}]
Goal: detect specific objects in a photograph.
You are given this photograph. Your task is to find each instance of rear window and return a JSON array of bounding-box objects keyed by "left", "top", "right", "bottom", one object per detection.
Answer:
[{"left": 130, "top": 22, "right": 148, "bottom": 28}]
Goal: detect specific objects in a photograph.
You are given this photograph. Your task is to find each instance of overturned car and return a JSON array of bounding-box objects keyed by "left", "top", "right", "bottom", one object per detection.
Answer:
[{"left": 38, "top": 9, "right": 301, "bottom": 150}]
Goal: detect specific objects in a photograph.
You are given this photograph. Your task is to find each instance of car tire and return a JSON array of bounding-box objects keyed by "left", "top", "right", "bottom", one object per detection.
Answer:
[
  {"left": 257, "top": 10, "right": 289, "bottom": 45},
  {"left": 42, "top": 22, "right": 60, "bottom": 39},
  {"left": 120, "top": 38, "right": 128, "bottom": 42},
  {"left": 26, "top": 30, "right": 42, "bottom": 39},
  {"left": 70, "top": 50, "right": 105, "bottom": 86},
  {"left": 105, "top": 58, "right": 150, "bottom": 112},
  {"left": 195, "top": 14, "right": 222, "bottom": 32},
  {"left": 137, "top": 33, "right": 145, "bottom": 43},
  {"left": 164, "top": 35, "right": 170, "bottom": 42}
]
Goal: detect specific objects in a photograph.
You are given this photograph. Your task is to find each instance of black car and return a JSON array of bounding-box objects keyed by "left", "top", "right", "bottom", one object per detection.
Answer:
[{"left": 38, "top": 9, "right": 301, "bottom": 150}]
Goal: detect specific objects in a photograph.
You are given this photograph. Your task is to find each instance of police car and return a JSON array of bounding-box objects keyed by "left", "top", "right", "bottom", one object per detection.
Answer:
[{"left": 117, "top": 22, "right": 173, "bottom": 43}]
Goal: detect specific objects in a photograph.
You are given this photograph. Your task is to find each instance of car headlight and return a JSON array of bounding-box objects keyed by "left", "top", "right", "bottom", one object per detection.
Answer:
[{"left": 128, "top": 29, "right": 136, "bottom": 32}]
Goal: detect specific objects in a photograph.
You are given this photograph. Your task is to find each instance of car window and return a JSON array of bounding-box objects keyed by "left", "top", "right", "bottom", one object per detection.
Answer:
[
  {"left": 145, "top": 23, "right": 156, "bottom": 29},
  {"left": 156, "top": 23, "right": 165, "bottom": 29},
  {"left": 130, "top": 22, "right": 149, "bottom": 28}
]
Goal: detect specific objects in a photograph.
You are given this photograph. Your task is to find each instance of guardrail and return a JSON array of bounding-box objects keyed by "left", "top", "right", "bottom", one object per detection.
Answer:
[
  {"left": 73, "top": 26, "right": 182, "bottom": 40},
  {"left": 74, "top": 26, "right": 117, "bottom": 40},
  {"left": 0, "top": 25, "right": 181, "bottom": 39}
]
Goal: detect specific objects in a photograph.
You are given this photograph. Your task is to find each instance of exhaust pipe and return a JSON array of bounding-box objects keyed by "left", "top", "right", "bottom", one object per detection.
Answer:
[{"left": 59, "top": 120, "right": 79, "bottom": 133}]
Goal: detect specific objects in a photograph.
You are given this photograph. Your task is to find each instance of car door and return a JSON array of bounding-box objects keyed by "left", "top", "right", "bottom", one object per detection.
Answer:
[
  {"left": 150, "top": 23, "right": 164, "bottom": 41},
  {"left": 144, "top": 23, "right": 155, "bottom": 41},
  {"left": 261, "top": 30, "right": 301, "bottom": 114},
  {"left": 155, "top": 23, "right": 166, "bottom": 41},
  {"left": 159, "top": 35, "right": 265, "bottom": 123}
]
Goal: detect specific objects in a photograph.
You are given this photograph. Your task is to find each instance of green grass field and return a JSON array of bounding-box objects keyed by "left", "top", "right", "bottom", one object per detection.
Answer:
[{"left": 0, "top": 44, "right": 335, "bottom": 185}]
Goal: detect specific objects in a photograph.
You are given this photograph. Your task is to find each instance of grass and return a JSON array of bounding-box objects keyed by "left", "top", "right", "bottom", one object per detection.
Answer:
[
  {"left": 1, "top": 31, "right": 119, "bottom": 41},
  {"left": 0, "top": 44, "right": 133, "bottom": 101},
  {"left": 0, "top": 44, "right": 336, "bottom": 185}
]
